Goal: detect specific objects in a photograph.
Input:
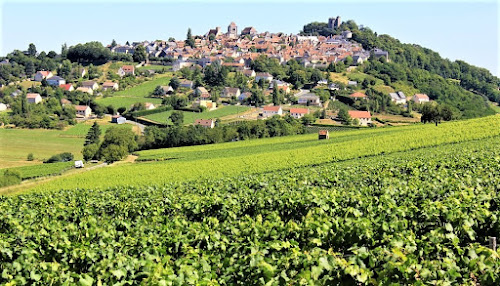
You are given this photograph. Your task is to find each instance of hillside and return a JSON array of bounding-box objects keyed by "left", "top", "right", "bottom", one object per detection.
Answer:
[{"left": 302, "top": 20, "right": 499, "bottom": 118}]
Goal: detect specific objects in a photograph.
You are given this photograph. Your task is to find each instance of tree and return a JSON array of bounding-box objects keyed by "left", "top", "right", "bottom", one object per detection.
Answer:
[
  {"left": 344, "top": 56, "right": 353, "bottom": 67},
  {"left": 27, "top": 153, "right": 34, "bottom": 161},
  {"left": 301, "top": 114, "right": 315, "bottom": 125},
  {"left": 47, "top": 51, "right": 57, "bottom": 59},
  {"left": 133, "top": 45, "right": 147, "bottom": 62},
  {"left": 61, "top": 43, "right": 68, "bottom": 59},
  {"left": 111, "top": 39, "right": 117, "bottom": 48},
  {"left": 338, "top": 107, "right": 351, "bottom": 125},
  {"left": 28, "top": 43, "right": 37, "bottom": 57},
  {"left": 67, "top": 41, "right": 111, "bottom": 64},
  {"left": 82, "top": 143, "right": 99, "bottom": 160},
  {"left": 153, "top": 85, "right": 166, "bottom": 97},
  {"left": 57, "top": 60, "right": 72, "bottom": 78},
  {"left": 98, "top": 126, "right": 137, "bottom": 162},
  {"left": 310, "top": 69, "right": 323, "bottom": 84},
  {"left": 85, "top": 122, "right": 101, "bottom": 146},
  {"left": 169, "top": 76, "right": 180, "bottom": 90},
  {"left": 421, "top": 102, "right": 442, "bottom": 126},
  {"left": 100, "top": 145, "right": 128, "bottom": 163},
  {"left": 169, "top": 111, "right": 184, "bottom": 126},
  {"left": 272, "top": 87, "right": 280, "bottom": 106},
  {"left": 185, "top": 28, "right": 195, "bottom": 48}
]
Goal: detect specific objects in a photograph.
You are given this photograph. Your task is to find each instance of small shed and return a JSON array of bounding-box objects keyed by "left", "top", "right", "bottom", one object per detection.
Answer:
[
  {"left": 74, "top": 160, "right": 84, "bottom": 168},
  {"left": 318, "top": 130, "right": 329, "bottom": 140},
  {"left": 111, "top": 115, "right": 126, "bottom": 124}
]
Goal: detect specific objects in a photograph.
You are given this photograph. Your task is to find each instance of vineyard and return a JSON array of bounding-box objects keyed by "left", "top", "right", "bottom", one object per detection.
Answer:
[
  {"left": 25, "top": 115, "right": 500, "bottom": 192},
  {"left": 0, "top": 161, "right": 73, "bottom": 180},
  {"left": 0, "top": 135, "right": 499, "bottom": 284}
]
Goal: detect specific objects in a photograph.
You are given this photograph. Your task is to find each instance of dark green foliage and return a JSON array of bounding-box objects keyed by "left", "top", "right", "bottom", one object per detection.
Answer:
[
  {"left": 84, "top": 122, "right": 101, "bottom": 146},
  {"left": 97, "top": 126, "right": 138, "bottom": 162},
  {"left": 169, "top": 76, "right": 180, "bottom": 90},
  {"left": 44, "top": 152, "right": 74, "bottom": 163},
  {"left": 67, "top": 41, "right": 111, "bottom": 64},
  {"left": 169, "top": 111, "right": 184, "bottom": 126},
  {"left": 26, "top": 153, "right": 34, "bottom": 161},
  {"left": 0, "top": 169, "right": 21, "bottom": 187},
  {"left": 133, "top": 45, "right": 147, "bottom": 63},
  {"left": 185, "top": 28, "right": 195, "bottom": 48}
]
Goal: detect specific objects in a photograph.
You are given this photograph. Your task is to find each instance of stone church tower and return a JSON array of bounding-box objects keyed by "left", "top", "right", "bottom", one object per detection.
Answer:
[
  {"left": 328, "top": 16, "right": 341, "bottom": 29},
  {"left": 228, "top": 22, "right": 238, "bottom": 38}
]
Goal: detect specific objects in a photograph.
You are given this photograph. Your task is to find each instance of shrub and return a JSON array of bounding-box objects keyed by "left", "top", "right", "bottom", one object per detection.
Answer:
[{"left": 44, "top": 152, "right": 74, "bottom": 163}]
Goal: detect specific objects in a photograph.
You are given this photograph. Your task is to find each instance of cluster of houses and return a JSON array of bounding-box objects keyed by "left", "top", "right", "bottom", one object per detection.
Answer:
[
  {"left": 349, "top": 90, "right": 430, "bottom": 105},
  {"left": 110, "top": 18, "right": 387, "bottom": 72}
]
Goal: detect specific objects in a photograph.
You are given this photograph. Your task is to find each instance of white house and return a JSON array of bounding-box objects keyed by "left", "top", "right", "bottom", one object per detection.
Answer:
[
  {"left": 26, "top": 93, "right": 42, "bottom": 104},
  {"left": 34, "top": 71, "right": 53, "bottom": 81},
  {"left": 348, "top": 110, "right": 372, "bottom": 126},
  {"left": 289, "top": 108, "right": 309, "bottom": 119},
  {"left": 255, "top": 72, "right": 273, "bottom": 83},
  {"left": 262, "top": 106, "right": 282, "bottom": 118},
  {"left": 76, "top": 87, "right": 93, "bottom": 95},
  {"left": 117, "top": 65, "right": 135, "bottom": 77},
  {"left": 75, "top": 105, "right": 92, "bottom": 118},
  {"left": 102, "top": 81, "right": 119, "bottom": 91},
  {"left": 298, "top": 94, "right": 321, "bottom": 106},
  {"left": 81, "top": 81, "right": 99, "bottom": 90},
  {"left": 413, "top": 93, "right": 430, "bottom": 104},
  {"left": 192, "top": 99, "right": 217, "bottom": 110},
  {"left": 389, "top": 92, "right": 406, "bottom": 104},
  {"left": 222, "top": 87, "right": 241, "bottom": 98},
  {"left": 47, "top": 76, "right": 66, "bottom": 86}
]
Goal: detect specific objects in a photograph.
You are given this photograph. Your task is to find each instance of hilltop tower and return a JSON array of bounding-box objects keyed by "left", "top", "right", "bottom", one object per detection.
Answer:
[
  {"left": 328, "top": 16, "right": 341, "bottom": 29},
  {"left": 228, "top": 22, "right": 238, "bottom": 38}
]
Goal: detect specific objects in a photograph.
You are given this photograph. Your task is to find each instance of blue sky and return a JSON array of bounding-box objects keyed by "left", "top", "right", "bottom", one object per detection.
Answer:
[{"left": 1, "top": 0, "right": 499, "bottom": 76}]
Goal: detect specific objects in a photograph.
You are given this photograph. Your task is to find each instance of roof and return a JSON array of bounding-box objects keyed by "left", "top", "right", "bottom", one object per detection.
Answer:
[
  {"left": 60, "top": 98, "right": 72, "bottom": 104},
  {"left": 194, "top": 119, "right": 214, "bottom": 126},
  {"left": 197, "top": 86, "right": 209, "bottom": 93},
  {"left": 290, "top": 108, "right": 309, "bottom": 114},
  {"left": 26, "top": 93, "right": 40, "bottom": 99},
  {"left": 224, "top": 87, "right": 240, "bottom": 93},
  {"left": 59, "top": 84, "right": 73, "bottom": 91},
  {"left": 318, "top": 130, "right": 329, "bottom": 135},
  {"left": 75, "top": 105, "right": 90, "bottom": 111},
  {"left": 102, "top": 81, "right": 117, "bottom": 87},
  {"left": 348, "top": 110, "right": 371, "bottom": 119},
  {"left": 350, "top": 92, "right": 367, "bottom": 98},
  {"left": 121, "top": 65, "right": 134, "bottom": 71},
  {"left": 37, "top": 71, "right": 51, "bottom": 76},
  {"left": 48, "top": 76, "right": 64, "bottom": 81},
  {"left": 82, "top": 80, "right": 97, "bottom": 86},
  {"left": 414, "top": 93, "right": 429, "bottom": 100},
  {"left": 263, "top": 106, "right": 281, "bottom": 112}
]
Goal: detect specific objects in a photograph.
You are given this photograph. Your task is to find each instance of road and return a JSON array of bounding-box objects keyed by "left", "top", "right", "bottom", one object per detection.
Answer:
[
  {"left": 294, "top": 89, "right": 310, "bottom": 97},
  {"left": 126, "top": 120, "right": 146, "bottom": 133}
]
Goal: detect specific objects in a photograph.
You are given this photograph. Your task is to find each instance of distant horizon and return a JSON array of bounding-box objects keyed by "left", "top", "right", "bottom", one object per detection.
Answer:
[{"left": 1, "top": 1, "right": 498, "bottom": 76}]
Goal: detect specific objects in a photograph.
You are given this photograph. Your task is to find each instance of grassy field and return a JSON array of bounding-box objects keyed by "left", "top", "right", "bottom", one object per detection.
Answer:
[
  {"left": 96, "top": 73, "right": 172, "bottom": 109},
  {"left": 20, "top": 115, "right": 500, "bottom": 193},
  {"left": 61, "top": 120, "right": 133, "bottom": 138},
  {"left": 489, "top": 102, "right": 500, "bottom": 113},
  {"left": 0, "top": 161, "right": 73, "bottom": 180},
  {"left": 96, "top": 96, "right": 163, "bottom": 110},
  {"left": 144, "top": 105, "right": 251, "bottom": 125},
  {"left": 0, "top": 128, "right": 84, "bottom": 168},
  {"left": 136, "top": 65, "right": 172, "bottom": 73},
  {"left": 113, "top": 74, "right": 172, "bottom": 98},
  {"left": 18, "top": 81, "right": 41, "bottom": 89}
]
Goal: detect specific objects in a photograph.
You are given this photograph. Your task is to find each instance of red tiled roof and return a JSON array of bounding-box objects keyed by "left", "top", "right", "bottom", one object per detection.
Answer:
[
  {"left": 26, "top": 93, "right": 40, "bottom": 99},
  {"left": 318, "top": 130, "right": 329, "bottom": 135},
  {"left": 75, "top": 105, "right": 90, "bottom": 111},
  {"left": 263, "top": 106, "right": 281, "bottom": 112},
  {"left": 59, "top": 84, "right": 73, "bottom": 91},
  {"left": 414, "top": 93, "right": 429, "bottom": 100},
  {"left": 348, "top": 110, "right": 371, "bottom": 119},
  {"left": 290, "top": 108, "right": 309, "bottom": 114},
  {"left": 350, "top": 92, "right": 367, "bottom": 98}
]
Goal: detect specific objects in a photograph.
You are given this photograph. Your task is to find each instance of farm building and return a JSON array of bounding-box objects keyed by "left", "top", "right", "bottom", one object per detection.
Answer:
[
  {"left": 75, "top": 105, "right": 92, "bottom": 118},
  {"left": 194, "top": 119, "right": 215, "bottom": 128},
  {"left": 102, "top": 81, "right": 119, "bottom": 91},
  {"left": 118, "top": 65, "right": 135, "bottom": 77},
  {"left": 348, "top": 110, "right": 372, "bottom": 126},
  {"left": 289, "top": 108, "right": 309, "bottom": 119},
  {"left": 34, "top": 71, "right": 53, "bottom": 81},
  {"left": 26, "top": 93, "right": 42, "bottom": 104},
  {"left": 111, "top": 115, "right": 126, "bottom": 124},
  {"left": 413, "top": 93, "right": 430, "bottom": 104},
  {"left": 298, "top": 94, "right": 321, "bottom": 106},
  {"left": 262, "top": 106, "right": 283, "bottom": 118},
  {"left": 318, "top": 130, "right": 329, "bottom": 140}
]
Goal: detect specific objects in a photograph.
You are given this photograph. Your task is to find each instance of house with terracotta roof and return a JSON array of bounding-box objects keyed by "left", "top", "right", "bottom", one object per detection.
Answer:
[
  {"left": 241, "top": 27, "right": 257, "bottom": 36},
  {"left": 262, "top": 105, "right": 283, "bottom": 118},
  {"left": 26, "top": 93, "right": 42, "bottom": 104},
  {"left": 102, "top": 81, "right": 119, "bottom": 91},
  {"left": 59, "top": 84, "right": 74, "bottom": 92},
  {"left": 348, "top": 110, "right": 372, "bottom": 126},
  {"left": 60, "top": 98, "right": 72, "bottom": 106},
  {"left": 412, "top": 93, "right": 430, "bottom": 104},
  {"left": 318, "top": 129, "right": 329, "bottom": 140},
  {"left": 34, "top": 71, "right": 53, "bottom": 82},
  {"left": 349, "top": 92, "right": 367, "bottom": 100},
  {"left": 194, "top": 119, "right": 215, "bottom": 128},
  {"left": 75, "top": 105, "right": 92, "bottom": 118},
  {"left": 118, "top": 65, "right": 135, "bottom": 77},
  {"left": 289, "top": 108, "right": 309, "bottom": 119}
]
